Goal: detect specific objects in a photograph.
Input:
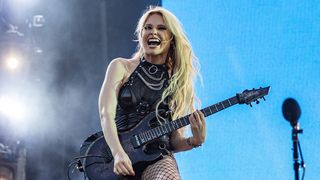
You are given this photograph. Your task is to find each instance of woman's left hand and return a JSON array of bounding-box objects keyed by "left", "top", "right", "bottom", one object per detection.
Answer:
[{"left": 189, "top": 110, "right": 206, "bottom": 146}]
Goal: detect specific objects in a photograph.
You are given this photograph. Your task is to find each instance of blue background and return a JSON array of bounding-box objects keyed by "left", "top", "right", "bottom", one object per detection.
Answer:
[{"left": 163, "top": 0, "right": 320, "bottom": 179}]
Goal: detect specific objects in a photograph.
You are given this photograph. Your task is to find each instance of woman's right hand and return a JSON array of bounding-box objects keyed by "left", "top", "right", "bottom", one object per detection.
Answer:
[{"left": 113, "top": 150, "right": 135, "bottom": 176}]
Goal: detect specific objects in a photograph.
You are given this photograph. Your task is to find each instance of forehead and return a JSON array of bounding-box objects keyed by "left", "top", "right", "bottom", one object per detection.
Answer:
[{"left": 144, "top": 13, "right": 165, "bottom": 25}]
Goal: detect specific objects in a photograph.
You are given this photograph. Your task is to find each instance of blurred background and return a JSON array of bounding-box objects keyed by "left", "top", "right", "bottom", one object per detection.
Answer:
[{"left": 0, "top": 0, "right": 319, "bottom": 179}]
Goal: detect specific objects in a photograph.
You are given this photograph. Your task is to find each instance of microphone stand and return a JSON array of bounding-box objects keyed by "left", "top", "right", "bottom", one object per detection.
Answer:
[{"left": 291, "top": 123, "right": 305, "bottom": 180}]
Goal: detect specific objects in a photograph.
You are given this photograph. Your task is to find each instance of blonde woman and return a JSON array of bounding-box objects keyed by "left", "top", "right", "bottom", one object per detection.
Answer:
[{"left": 99, "top": 6, "right": 206, "bottom": 179}]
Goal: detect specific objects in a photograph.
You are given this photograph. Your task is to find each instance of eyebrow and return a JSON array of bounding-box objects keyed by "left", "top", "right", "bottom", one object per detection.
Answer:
[{"left": 145, "top": 23, "right": 166, "bottom": 27}]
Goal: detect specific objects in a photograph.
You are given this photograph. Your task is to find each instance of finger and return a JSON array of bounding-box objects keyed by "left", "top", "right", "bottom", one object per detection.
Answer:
[
  {"left": 198, "top": 110, "right": 205, "bottom": 122},
  {"left": 193, "top": 112, "right": 197, "bottom": 122},
  {"left": 114, "top": 167, "right": 119, "bottom": 175},
  {"left": 190, "top": 118, "right": 197, "bottom": 130},
  {"left": 118, "top": 163, "right": 130, "bottom": 176},
  {"left": 197, "top": 110, "right": 205, "bottom": 127},
  {"left": 123, "top": 160, "right": 135, "bottom": 176},
  {"left": 198, "top": 111, "right": 206, "bottom": 132},
  {"left": 189, "top": 114, "right": 195, "bottom": 126},
  {"left": 194, "top": 111, "right": 202, "bottom": 127}
]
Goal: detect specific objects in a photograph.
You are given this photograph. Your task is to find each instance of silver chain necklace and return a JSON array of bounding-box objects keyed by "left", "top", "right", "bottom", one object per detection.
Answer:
[
  {"left": 140, "top": 65, "right": 165, "bottom": 81},
  {"left": 137, "top": 72, "right": 165, "bottom": 91}
]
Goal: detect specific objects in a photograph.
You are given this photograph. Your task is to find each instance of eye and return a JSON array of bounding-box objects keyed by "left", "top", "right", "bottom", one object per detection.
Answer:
[
  {"left": 158, "top": 25, "right": 167, "bottom": 31},
  {"left": 144, "top": 25, "right": 152, "bottom": 30}
]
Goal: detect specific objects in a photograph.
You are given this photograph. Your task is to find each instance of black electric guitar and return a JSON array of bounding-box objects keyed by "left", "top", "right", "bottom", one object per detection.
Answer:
[{"left": 79, "top": 87, "right": 270, "bottom": 180}]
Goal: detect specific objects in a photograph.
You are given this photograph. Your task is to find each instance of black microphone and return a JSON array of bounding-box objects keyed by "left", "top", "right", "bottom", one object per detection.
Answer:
[{"left": 282, "top": 98, "right": 301, "bottom": 127}]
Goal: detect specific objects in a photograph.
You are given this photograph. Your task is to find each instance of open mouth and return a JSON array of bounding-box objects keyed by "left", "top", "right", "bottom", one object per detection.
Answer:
[{"left": 147, "top": 38, "right": 161, "bottom": 46}]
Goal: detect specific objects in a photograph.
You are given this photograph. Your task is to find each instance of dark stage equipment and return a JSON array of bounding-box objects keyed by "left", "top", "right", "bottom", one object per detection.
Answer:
[{"left": 282, "top": 98, "right": 306, "bottom": 180}]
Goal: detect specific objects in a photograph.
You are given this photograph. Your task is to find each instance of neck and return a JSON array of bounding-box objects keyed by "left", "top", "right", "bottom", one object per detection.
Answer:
[{"left": 144, "top": 52, "right": 168, "bottom": 65}]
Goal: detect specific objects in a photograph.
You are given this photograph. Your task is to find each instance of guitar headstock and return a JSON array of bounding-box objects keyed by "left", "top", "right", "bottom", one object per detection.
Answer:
[{"left": 237, "top": 86, "right": 270, "bottom": 107}]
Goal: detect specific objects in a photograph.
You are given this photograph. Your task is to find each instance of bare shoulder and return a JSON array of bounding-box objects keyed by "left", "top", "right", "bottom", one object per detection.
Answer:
[
  {"left": 109, "top": 57, "right": 139, "bottom": 73},
  {"left": 105, "top": 57, "right": 140, "bottom": 83},
  {"left": 108, "top": 57, "right": 126, "bottom": 70}
]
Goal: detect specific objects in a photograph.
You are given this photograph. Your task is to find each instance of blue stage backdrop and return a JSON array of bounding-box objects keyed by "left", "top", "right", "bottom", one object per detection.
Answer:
[{"left": 163, "top": 1, "right": 320, "bottom": 179}]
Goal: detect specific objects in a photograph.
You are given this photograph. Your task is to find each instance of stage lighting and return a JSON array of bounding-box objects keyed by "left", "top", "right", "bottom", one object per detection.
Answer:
[
  {"left": 0, "top": 95, "right": 26, "bottom": 121},
  {"left": 0, "top": 165, "right": 14, "bottom": 180},
  {"left": 5, "top": 55, "right": 21, "bottom": 71},
  {"left": 33, "top": 15, "right": 45, "bottom": 27}
]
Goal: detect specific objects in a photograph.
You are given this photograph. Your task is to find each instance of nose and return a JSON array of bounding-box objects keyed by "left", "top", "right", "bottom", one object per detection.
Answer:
[{"left": 151, "top": 28, "right": 158, "bottom": 35}]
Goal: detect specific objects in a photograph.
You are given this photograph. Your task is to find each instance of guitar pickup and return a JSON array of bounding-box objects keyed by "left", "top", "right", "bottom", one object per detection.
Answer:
[{"left": 131, "top": 135, "right": 141, "bottom": 148}]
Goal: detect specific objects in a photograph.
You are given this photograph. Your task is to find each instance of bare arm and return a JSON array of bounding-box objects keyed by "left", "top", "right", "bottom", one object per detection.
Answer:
[
  {"left": 171, "top": 110, "right": 206, "bottom": 152},
  {"left": 99, "top": 58, "right": 135, "bottom": 176}
]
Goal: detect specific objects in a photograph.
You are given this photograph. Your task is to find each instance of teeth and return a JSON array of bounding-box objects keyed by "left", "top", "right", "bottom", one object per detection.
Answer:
[
  {"left": 148, "top": 38, "right": 161, "bottom": 45},
  {"left": 149, "top": 39, "right": 160, "bottom": 43}
]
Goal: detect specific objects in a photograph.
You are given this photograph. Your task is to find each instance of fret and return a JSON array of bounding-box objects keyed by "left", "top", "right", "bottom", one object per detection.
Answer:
[
  {"left": 176, "top": 120, "right": 180, "bottom": 127},
  {"left": 177, "top": 119, "right": 182, "bottom": 127},
  {"left": 186, "top": 117, "right": 190, "bottom": 125},
  {"left": 159, "top": 127, "right": 163, "bottom": 135},
  {"left": 162, "top": 126, "right": 166, "bottom": 134},
  {"left": 160, "top": 126, "right": 165, "bottom": 134},
  {"left": 173, "top": 121, "right": 178, "bottom": 129},
  {"left": 202, "top": 110, "right": 207, "bottom": 117},
  {"left": 179, "top": 119, "right": 184, "bottom": 126},
  {"left": 214, "top": 104, "right": 218, "bottom": 112},
  {"left": 183, "top": 117, "right": 188, "bottom": 125},
  {"left": 220, "top": 102, "right": 225, "bottom": 109},
  {"left": 167, "top": 124, "right": 172, "bottom": 132},
  {"left": 171, "top": 121, "right": 175, "bottom": 129},
  {"left": 163, "top": 125, "right": 168, "bottom": 133},
  {"left": 209, "top": 107, "right": 213, "bottom": 115},
  {"left": 156, "top": 127, "right": 160, "bottom": 136},
  {"left": 181, "top": 118, "right": 186, "bottom": 126},
  {"left": 151, "top": 130, "right": 155, "bottom": 138},
  {"left": 227, "top": 99, "right": 232, "bottom": 106}
]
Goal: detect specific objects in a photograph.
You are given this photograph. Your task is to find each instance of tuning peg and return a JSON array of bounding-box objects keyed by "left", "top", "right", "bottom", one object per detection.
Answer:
[
  {"left": 249, "top": 103, "right": 252, "bottom": 107},
  {"left": 256, "top": 100, "right": 260, "bottom": 104},
  {"left": 262, "top": 97, "right": 266, "bottom": 101}
]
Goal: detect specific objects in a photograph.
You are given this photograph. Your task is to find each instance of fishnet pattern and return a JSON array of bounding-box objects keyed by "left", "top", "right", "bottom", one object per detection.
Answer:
[{"left": 141, "top": 156, "right": 181, "bottom": 180}]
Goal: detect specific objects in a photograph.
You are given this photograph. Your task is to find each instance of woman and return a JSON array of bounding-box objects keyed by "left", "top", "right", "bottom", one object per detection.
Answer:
[{"left": 99, "top": 6, "right": 206, "bottom": 179}]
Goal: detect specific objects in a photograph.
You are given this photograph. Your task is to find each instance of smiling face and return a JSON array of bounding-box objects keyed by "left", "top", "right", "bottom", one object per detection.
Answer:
[{"left": 141, "top": 13, "right": 173, "bottom": 58}]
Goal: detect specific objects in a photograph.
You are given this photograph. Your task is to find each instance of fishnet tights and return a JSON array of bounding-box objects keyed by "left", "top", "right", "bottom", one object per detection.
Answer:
[{"left": 141, "top": 156, "right": 181, "bottom": 180}]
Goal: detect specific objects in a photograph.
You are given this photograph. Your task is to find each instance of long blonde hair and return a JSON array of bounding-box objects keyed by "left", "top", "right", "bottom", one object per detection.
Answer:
[{"left": 133, "top": 6, "right": 200, "bottom": 120}]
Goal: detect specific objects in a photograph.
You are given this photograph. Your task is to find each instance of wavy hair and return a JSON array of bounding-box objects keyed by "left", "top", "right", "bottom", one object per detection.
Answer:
[{"left": 133, "top": 6, "right": 201, "bottom": 120}]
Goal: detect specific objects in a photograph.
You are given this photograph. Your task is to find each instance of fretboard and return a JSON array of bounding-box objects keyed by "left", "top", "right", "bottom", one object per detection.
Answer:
[{"left": 135, "top": 96, "right": 239, "bottom": 146}]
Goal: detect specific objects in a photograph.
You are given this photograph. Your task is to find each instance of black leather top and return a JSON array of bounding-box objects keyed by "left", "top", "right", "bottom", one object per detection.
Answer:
[{"left": 115, "top": 58, "right": 170, "bottom": 132}]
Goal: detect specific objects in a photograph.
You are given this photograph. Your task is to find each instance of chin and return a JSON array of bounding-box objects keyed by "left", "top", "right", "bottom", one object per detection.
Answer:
[{"left": 145, "top": 49, "right": 162, "bottom": 56}]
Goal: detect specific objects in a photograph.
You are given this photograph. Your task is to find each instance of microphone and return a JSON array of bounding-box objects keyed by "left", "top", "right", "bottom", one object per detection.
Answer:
[{"left": 282, "top": 98, "right": 301, "bottom": 127}]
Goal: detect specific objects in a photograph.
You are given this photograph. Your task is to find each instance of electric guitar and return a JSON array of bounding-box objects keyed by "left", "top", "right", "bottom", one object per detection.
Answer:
[{"left": 79, "top": 86, "right": 270, "bottom": 180}]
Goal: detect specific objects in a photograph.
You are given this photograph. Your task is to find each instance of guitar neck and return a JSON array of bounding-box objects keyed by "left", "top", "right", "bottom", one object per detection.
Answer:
[{"left": 135, "top": 96, "right": 239, "bottom": 146}]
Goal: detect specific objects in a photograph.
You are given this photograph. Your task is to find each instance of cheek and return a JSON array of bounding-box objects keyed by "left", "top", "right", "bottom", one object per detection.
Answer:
[{"left": 140, "top": 34, "right": 148, "bottom": 46}]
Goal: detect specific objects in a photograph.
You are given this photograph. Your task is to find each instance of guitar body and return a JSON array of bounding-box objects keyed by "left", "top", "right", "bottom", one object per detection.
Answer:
[{"left": 82, "top": 111, "right": 166, "bottom": 180}]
